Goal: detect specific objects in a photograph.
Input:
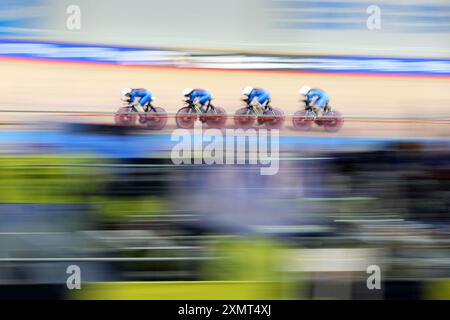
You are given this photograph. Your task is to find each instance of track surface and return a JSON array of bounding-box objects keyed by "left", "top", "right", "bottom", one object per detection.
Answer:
[{"left": 1, "top": 59, "right": 449, "bottom": 138}]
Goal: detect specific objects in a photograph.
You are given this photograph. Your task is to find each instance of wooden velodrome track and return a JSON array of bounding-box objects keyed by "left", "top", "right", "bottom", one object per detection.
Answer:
[{"left": 0, "top": 59, "right": 449, "bottom": 138}]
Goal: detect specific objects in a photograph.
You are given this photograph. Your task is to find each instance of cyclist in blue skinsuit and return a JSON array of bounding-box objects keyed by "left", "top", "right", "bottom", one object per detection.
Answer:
[
  {"left": 121, "top": 87, "right": 154, "bottom": 114},
  {"left": 299, "top": 86, "right": 330, "bottom": 115},
  {"left": 182, "top": 88, "right": 212, "bottom": 113},
  {"left": 242, "top": 86, "right": 270, "bottom": 109},
  {"left": 242, "top": 86, "right": 271, "bottom": 125}
]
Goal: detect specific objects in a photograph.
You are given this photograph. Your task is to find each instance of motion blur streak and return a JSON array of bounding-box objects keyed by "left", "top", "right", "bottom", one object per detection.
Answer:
[{"left": 0, "top": 124, "right": 449, "bottom": 299}]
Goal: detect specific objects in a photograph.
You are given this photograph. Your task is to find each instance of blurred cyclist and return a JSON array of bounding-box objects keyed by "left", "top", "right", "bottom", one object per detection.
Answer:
[
  {"left": 182, "top": 88, "right": 212, "bottom": 113},
  {"left": 121, "top": 87, "right": 154, "bottom": 114},
  {"left": 242, "top": 86, "right": 271, "bottom": 125},
  {"left": 299, "top": 86, "right": 330, "bottom": 115}
]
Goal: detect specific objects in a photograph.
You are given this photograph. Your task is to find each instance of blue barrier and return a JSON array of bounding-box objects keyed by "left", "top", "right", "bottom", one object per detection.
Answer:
[
  {"left": 1, "top": 130, "right": 449, "bottom": 158},
  {"left": 1, "top": 39, "right": 450, "bottom": 76}
]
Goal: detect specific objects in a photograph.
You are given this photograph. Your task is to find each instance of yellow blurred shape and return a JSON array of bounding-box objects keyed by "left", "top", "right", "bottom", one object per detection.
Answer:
[
  {"left": 425, "top": 279, "right": 450, "bottom": 300},
  {"left": 71, "top": 281, "right": 283, "bottom": 300}
]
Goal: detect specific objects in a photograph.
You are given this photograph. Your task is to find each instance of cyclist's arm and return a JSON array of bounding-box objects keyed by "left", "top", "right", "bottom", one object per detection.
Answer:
[{"left": 128, "top": 92, "right": 137, "bottom": 104}]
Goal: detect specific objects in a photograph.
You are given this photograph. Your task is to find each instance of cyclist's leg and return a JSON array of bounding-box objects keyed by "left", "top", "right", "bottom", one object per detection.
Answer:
[
  {"left": 259, "top": 93, "right": 269, "bottom": 110},
  {"left": 323, "top": 100, "right": 331, "bottom": 113},
  {"left": 315, "top": 97, "right": 327, "bottom": 109},
  {"left": 198, "top": 94, "right": 211, "bottom": 113},
  {"left": 257, "top": 97, "right": 269, "bottom": 125},
  {"left": 137, "top": 95, "right": 151, "bottom": 113},
  {"left": 315, "top": 97, "right": 329, "bottom": 115}
]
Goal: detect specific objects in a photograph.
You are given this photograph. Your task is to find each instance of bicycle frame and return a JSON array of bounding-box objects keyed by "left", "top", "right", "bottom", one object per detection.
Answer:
[
  {"left": 245, "top": 103, "right": 273, "bottom": 117},
  {"left": 125, "top": 102, "right": 157, "bottom": 113},
  {"left": 304, "top": 101, "right": 332, "bottom": 116},
  {"left": 304, "top": 106, "right": 319, "bottom": 118},
  {"left": 185, "top": 101, "right": 216, "bottom": 115}
]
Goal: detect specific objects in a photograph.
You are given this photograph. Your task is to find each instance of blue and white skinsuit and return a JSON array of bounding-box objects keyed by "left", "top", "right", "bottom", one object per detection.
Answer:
[
  {"left": 127, "top": 88, "right": 153, "bottom": 109},
  {"left": 247, "top": 88, "right": 270, "bottom": 110},
  {"left": 186, "top": 89, "right": 212, "bottom": 112},
  {"left": 304, "top": 88, "right": 329, "bottom": 110}
]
